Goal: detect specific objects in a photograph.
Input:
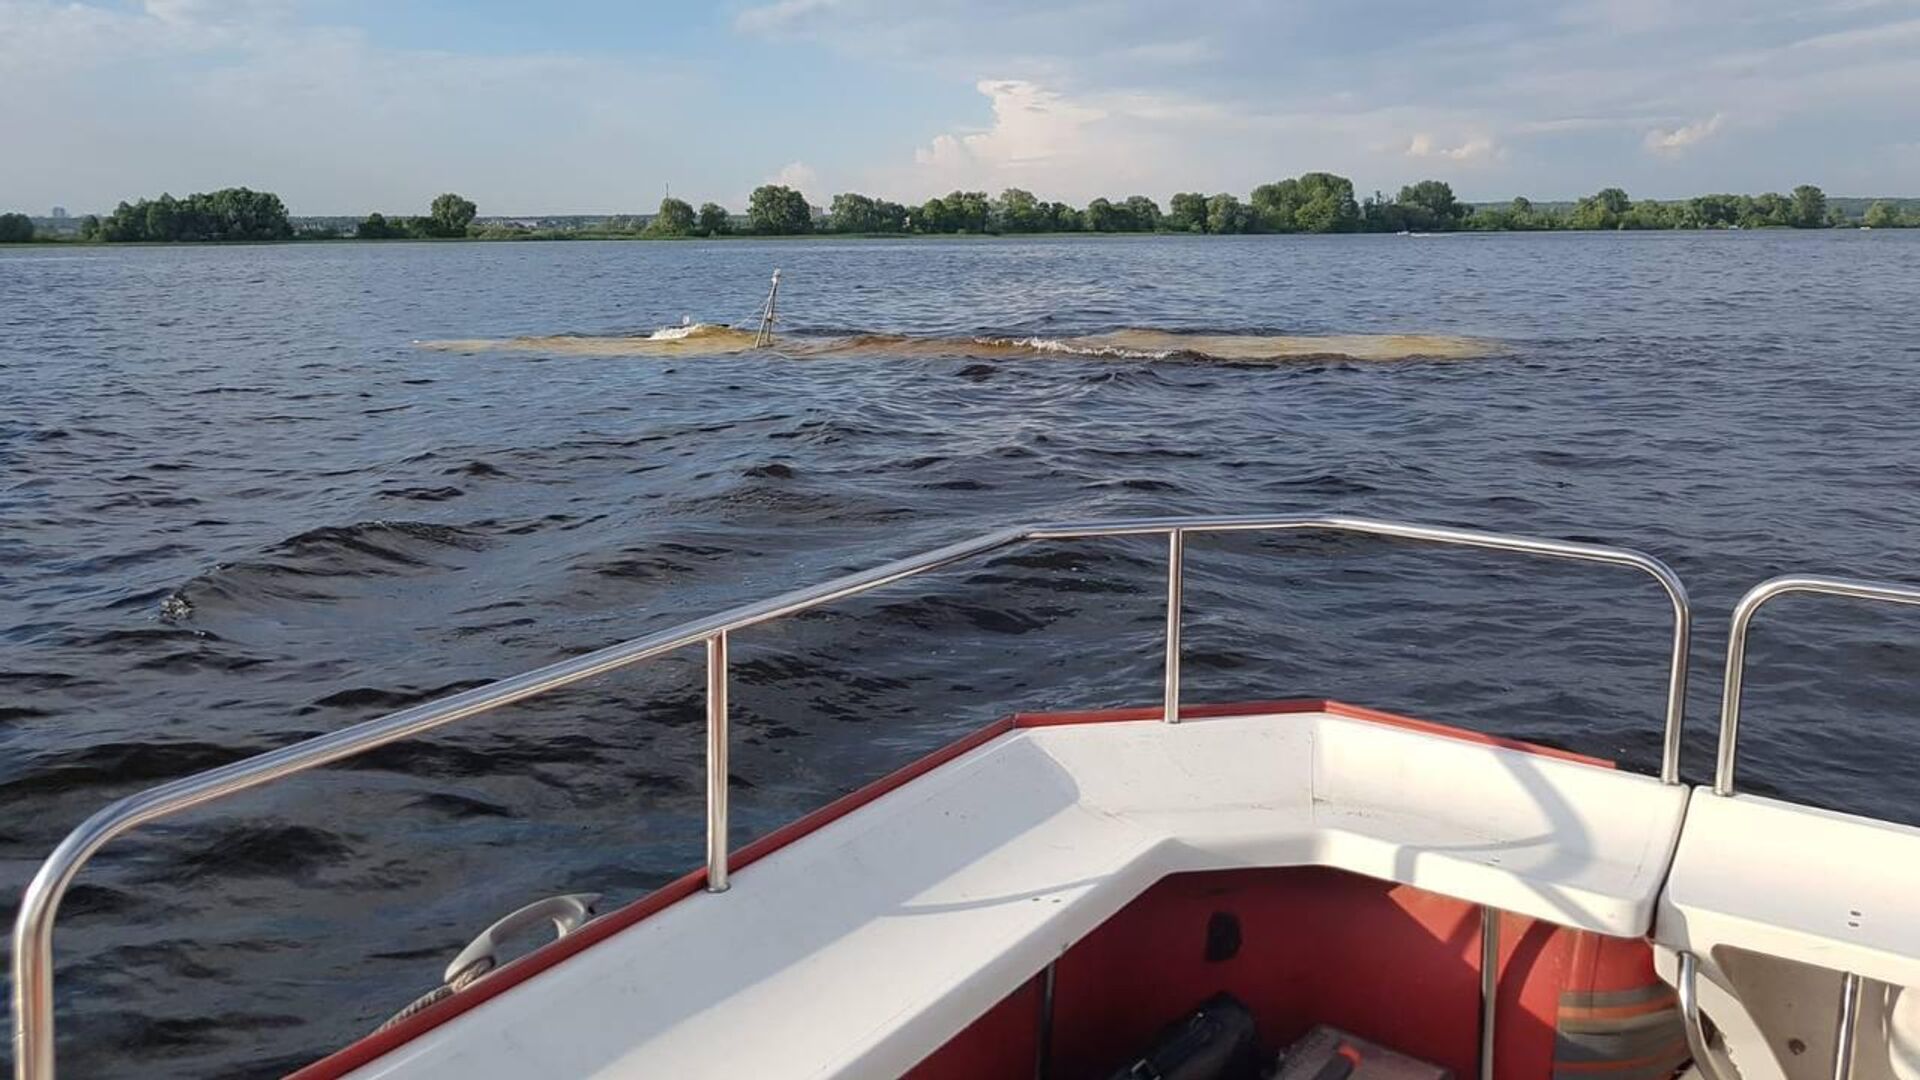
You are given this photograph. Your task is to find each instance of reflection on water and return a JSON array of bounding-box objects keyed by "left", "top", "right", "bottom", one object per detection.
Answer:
[{"left": 419, "top": 325, "right": 1498, "bottom": 361}]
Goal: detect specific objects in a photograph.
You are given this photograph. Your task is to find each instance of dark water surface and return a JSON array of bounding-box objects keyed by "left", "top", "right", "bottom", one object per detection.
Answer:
[{"left": 4, "top": 232, "right": 1920, "bottom": 1076}]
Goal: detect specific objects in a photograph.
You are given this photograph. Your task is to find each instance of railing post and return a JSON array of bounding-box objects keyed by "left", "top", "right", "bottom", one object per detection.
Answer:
[
  {"left": 1676, "top": 952, "right": 1726, "bottom": 1080},
  {"left": 1164, "top": 529, "right": 1184, "bottom": 724},
  {"left": 706, "top": 632, "right": 730, "bottom": 893},
  {"left": 1833, "top": 973, "right": 1862, "bottom": 1080},
  {"left": 1479, "top": 905, "right": 1500, "bottom": 1080}
]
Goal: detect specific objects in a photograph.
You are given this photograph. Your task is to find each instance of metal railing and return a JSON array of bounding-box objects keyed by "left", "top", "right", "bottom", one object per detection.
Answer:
[
  {"left": 1715, "top": 574, "right": 1920, "bottom": 796},
  {"left": 1704, "top": 574, "right": 1917, "bottom": 1080},
  {"left": 9, "top": 514, "right": 1693, "bottom": 1079},
  {"left": 1676, "top": 951, "right": 1725, "bottom": 1080},
  {"left": 1679, "top": 950, "right": 1866, "bottom": 1080}
]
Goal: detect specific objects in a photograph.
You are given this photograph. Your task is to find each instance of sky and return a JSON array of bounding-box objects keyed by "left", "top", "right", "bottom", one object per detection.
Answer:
[{"left": 3, "top": 0, "right": 1918, "bottom": 216}]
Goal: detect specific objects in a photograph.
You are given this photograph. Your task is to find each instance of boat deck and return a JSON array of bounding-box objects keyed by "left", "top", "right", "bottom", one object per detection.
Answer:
[{"left": 319, "top": 702, "right": 1687, "bottom": 1079}]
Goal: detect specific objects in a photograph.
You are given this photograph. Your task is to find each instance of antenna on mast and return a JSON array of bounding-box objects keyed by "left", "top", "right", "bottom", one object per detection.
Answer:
[{"left": 754, "top": 269, "right": 782, "bottom": 348}]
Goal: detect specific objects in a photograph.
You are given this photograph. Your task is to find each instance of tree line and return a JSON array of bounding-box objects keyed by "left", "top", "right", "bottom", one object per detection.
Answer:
[
  {"left": 0, "top": 191, "right": 477, "bottom": 243},
  {"left": 658, "top": 179, "right": 1914, "bottom": 236},
  {"left": 8, "top": 179, "right": 1919, "bottom": 245},
  {"left": 352, "top": 194, "right": 478, "bottom": 239},
  {"left": 79, "top": 188, "right": 294, "bottom": 242}
]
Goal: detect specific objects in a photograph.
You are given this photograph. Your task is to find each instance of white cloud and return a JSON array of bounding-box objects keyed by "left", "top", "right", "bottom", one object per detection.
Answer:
[
  {"left": 890, "top": 78, "right": 1258, "bottom": 202},
  {"left": 767, "top": 161, "right": 822, "bottom": 202},
  {"left": 1405, "top": 133, "right": 1503, "bottom": 162},
  {"left": 0, "top": 0, "right": 701, "bottom": 213},
  {"left": 8, "top": 0, "right": 1920, "bottom": 210},
  {"left": 740, "top": 0, "right": 1920, "bottom": 198},
  {"left": 913, "top": 80, "right": 1107, "bottom": 173},
  {"left": 1644, "top": 113, "right": 1725, "bottom": 153}
]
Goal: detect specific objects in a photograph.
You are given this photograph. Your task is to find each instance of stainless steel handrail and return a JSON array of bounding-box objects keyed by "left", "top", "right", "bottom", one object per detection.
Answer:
[
  {"left": 10, "top": 514, "right": 1692, "bottom": 1079},
  {"left": 1715, "top": 574, "right": 1920, "bottom": 796},
  {"left": 1677, "top": 951, "right": 1728, "bottom": 1080},
  {"left": 1832, "top": 972, "right": 1863, "bottom": 1080}
]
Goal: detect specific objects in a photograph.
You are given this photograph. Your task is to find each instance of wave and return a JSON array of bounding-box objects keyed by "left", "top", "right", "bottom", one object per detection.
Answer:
[
  {"left": 417, "top": 324, "right": 1498, "bottom": 362},
  {"left": 159, "top": 520, "right": 495, "bottom": 619}
]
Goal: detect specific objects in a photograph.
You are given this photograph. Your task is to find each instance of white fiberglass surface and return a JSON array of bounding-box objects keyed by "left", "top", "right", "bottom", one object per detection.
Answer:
[{"left": 349, "top": 709, "right": 1688, "bottom": 1080}]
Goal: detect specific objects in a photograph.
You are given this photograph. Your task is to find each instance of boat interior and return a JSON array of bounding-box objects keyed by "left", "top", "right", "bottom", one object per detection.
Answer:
[{"left": 9, "top": 515, "right": 1920, "bottom": 1080}]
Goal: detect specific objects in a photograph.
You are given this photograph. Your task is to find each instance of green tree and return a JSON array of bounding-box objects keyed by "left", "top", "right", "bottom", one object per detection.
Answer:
[
  {"left": 993, "top": 188, "right": 1047, "bottom": 232},
  {"left": 424, "top": 193, "right": 477, "bottom": 238},
  {"left": 1359, "top": 191, "right": 1405, "bottom": 232},
  {"left": 1292, "top": 172, "right": 1359, "bottom": 233},
  {"left": 1122, "top": 195, "right": 1162, "bottom": 232},
  {"left": 1825, "top": 205, "right": 1851, "bottom": 228},
  {"left": 990, "top": 187, "right": 1036, "bottom": 231},
  {"left": 1250, "top": 178, "right": 1302, "bottom": 232},
  {"left": 873, "top": 199, "right": 908, "bottom": 233},
  {"left": 1791, "top": 185, "right": 1827, "bottom": 228},
  {"left": 1084, "top": 197, "right": 1119, "bottom": 232},
  {"left": 145, "top": 194, "right": 179, "bottom": 241},
  {"left": 215, "top": 187, "right": 291, "bottom": 239},
  {"left": 94, "top": 188, "right": 290, "bottom": 242},
  {"left": 1746, "top": 193, "right": 1791, "bottom": 227},
  {"left": 77, "top": 214, "right": 101, "bottom": 240},
  {"left": 1251, "top": 174, "right": 1361, "bottom": 233},
  {"left": 1167, "top": 192, "right": 1208, "bottom": 232},
  {"left": 939, "top": 190, "right": 991, "bottom": 232},
  {"left": 357, "top": 212, "right": 400, "bottom": 239},
  {"left": 748, "top": 185, "right": 812, "bottom": 234},
  {"left": 1397, "top": 180, "right": 1467, "bottom": 230},
  {"left": 828, "top": 192, "right": 877, "bottom": 233},
  {"left": 1570, "top": 187, "right": 1631, "bottom": 229},
  {"left": 1863, "top": 201, "right": 1900, "bottom": 228},
  {"left": 1045, "top": 202, "right": 1082, "bottom": 231},
  {"left": 915, "top": 196, "right": 950, "bottom": 233},
  {"left": 1205, "top": 193, "right": 1252, "bottom": 234},
  {"left": 1689, "top": 194, "right": 1739, "bottom": 228},
  {"left": 648, "top": 196, "right": 696, "bottom": 236},
  {"left": 828, "top": 192, "right": 904, "bottom": 234},
  {"left": 1621, "top": 200, "right": 1676, "bottom": 229},
  {"left": 0, "top": 212, "right": 33, "bottom": 243},
  {"left": 101, "top": 200, "right": 147, "bottom": 241},
  {"left": 697, "top": 202, "right": 732, "bottom": 236},
  {"left": 1465, "top": 205, "right": 1514, "bottom": 231}
]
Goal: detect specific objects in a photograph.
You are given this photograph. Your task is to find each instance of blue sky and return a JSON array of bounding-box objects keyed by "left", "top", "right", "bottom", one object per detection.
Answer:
[{"left": 3, "top": 0, "right": 1918, "bottom": 215}]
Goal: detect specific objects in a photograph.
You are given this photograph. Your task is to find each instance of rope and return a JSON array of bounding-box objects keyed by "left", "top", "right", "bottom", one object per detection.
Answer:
[{"left": 374, "top": 957, "right": 493, "bottom": 1033}]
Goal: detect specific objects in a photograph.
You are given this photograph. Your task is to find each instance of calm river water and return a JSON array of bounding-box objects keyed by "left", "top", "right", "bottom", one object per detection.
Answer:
[{"left": 3, "top": 231, "right": 1920, "bottom": 1076}]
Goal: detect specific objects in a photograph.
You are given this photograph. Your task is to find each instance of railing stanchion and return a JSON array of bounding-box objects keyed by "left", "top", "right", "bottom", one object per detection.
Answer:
[
  {"left": 1164, "top": 529, "right": 1184, "bottom": 724},
  {"left": 1832, "top": 972, "right": 1862, "bottom": 1080},
  {"left": 1676, "top": 952, "right": 1727, "bottom": 1080},
  {"left": 706, "top": 631, "right": 731, "bottom": 893},
  {"left": 1479, "top": 905, "right": 1500, "bottom": 1080}
]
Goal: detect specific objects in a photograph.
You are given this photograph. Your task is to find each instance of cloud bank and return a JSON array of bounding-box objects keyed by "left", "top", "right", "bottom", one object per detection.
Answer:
[
  {"left": 740, "top": 0, "right": 1920, "bottom": 200},
  {"left": 3, "top": 0, "right": 1918, "bottom": 213}
]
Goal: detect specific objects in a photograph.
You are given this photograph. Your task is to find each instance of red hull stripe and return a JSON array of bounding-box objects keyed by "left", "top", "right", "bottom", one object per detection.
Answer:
[{"left": 289, "top": 699, "right": 1608, "bottom": 1078}]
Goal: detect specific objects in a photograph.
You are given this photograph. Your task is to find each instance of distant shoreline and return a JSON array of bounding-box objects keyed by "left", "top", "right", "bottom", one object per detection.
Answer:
[
  {"left": 8, "top": 227, "right": 1920, "bottom": 249},
  {"left": 10, "top": 177, "right": 1919, "bottom": 246}
]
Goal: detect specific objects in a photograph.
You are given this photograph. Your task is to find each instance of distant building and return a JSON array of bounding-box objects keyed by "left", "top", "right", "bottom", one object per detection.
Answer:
[{"left": 50, "top": 207, "right": 69, "bottom": 219}]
